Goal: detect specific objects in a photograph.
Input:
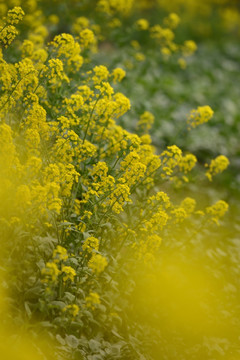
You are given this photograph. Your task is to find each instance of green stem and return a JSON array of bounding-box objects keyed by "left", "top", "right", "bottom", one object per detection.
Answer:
[{"left": 83, "top": 92, "right": 102, "bottom": 142}]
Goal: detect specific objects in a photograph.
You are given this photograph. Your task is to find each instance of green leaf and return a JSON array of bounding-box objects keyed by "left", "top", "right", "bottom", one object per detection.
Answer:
[
  {"left": 89, "top": 339, "right": 101, "bottom": 352},
  {"left": 63, "top": 291, "right": 75, "bottom": 302},
  {"left": 51, "top": 300, "right": 66, "bottom": 309},
  {"left": 66, "top": 335, "right": 79, "bottom": 349},
  {"left": 24, "top": 302, "right": 32, "bottom": 319},
  {"left": 56, "top": 334, "right": 65, "bottom": 345}
]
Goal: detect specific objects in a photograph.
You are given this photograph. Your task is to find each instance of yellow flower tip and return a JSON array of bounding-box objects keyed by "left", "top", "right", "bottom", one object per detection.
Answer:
[
  {"left": 205, "top": 155, "right": 230, "bottom": 181},
  {"left": 140, "top": 134, "right": 152, "bottom": 145},
  {"left": 135, "top": 52, "right": 146, "bottom": 62},
  {"left": 112, "top": 68, "right": 126, "bottom": 83},
  {"left": 41, "top": 262, "right": 60, "bottom": 282},
  {"left": 135, "top": 18, "right": 149, "bottom": 31},
  {"left": 88, "top": 253, "right": 108, "bottom": 273},
  {"left": 182, "top": 40, "right": 197, "bottom": 56},
  {"left": 131, "top": 40, "right": 141, "bottom": 50},
  {"left": 63, "top": 304, "right": 79, "bottom": 317},
  {"left": 48, "top": 14, "right": 59, "bottom": 25},
  {"left": 187, "top": 105, "right": 214, "bottom": 129},
  {"left": 82, "top": 236, "right": 100, "bottom": 253},
  {"left": 161, "top": 47, "right": 171, "bottom": 57},
  {"left": 85, "top": 292, "right": 100, "bottom": 310},
  {"left": 0, "top": 25, "right": 18, "bottom": 47},
  {"left": 6, "top": 6, "right": 25, "bottom": 25},
  {"left": 164, "top": 13, "right": 180, "bottom": 29},
  {"left": 179, "top": 153, "right": 197, "bottom": 173},
  {"left": 80, "top": 28, "right": 95, "bottom": 48},
  {"left": 206, "top": 200, "right": 229, "bottom": 224},
  {"left": 93, "top": 65, "right": 109, "bottom": 84},
  {"left": 178, "top": 57, "right": 187, "bottom": 69},
  {"left": 137, "top": 111, "right": 155, "bottom": 133},
  {"left": 62, "top": 266, "right": 76, "bottom": 282},
  {"left": 53, "top": 245, "right": 68, "bottom": 262}
]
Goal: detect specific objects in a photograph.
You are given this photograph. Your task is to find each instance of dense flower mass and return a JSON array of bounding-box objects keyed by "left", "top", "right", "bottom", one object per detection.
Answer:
[{"left": 0, "top": 2, "right": 234, "bottom": 360}]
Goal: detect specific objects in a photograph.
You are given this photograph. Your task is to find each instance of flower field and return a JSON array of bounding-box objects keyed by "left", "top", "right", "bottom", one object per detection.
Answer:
[{"left": 0, "top": 1, "right": 240, "bottom": 359}]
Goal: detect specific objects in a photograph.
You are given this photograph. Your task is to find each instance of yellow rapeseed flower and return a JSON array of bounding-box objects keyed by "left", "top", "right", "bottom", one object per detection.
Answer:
[
  {"left": 112, "top": 68, "right": 126, "bottom": 83},
  {"left": 187, "top": 105, "right": 214, "bottom": 129},
  {"left": 205, "top": 155, "right": 230, "bottom": 181},
  {"left": 136, "top": 18, "right": 149, "bottom": 30},
  {"left": 82, "top": 236, "right": 100, "bottom": 253},
  {"left": 206, "top": 200, "right": 229, "bottom": 225},
  {"left": 85, "top": 292, "right": 100, "bottom": 310},
  {"left": 62, "top": 266, "right": 76, "bottom": 282},
  {"left": 88, "top": 253, "right": 108, "bottom": 273}
]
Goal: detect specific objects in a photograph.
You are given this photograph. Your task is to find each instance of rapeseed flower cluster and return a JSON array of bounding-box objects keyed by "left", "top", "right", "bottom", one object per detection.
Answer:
[
  {"left": 82, "top": 236, "right": 100, "bottom": 253},
  {"left": 0, "top": 7, "right": 24, "bottom": 47},
  {"left": 205, "top": 155, "right": 230, "bottom": 181},
  {"left": 206, "top": 200, "right": 229, "bottom": 225},
  {"left": 85, "top": 292, "right": 101, "bottom": 310},
  {"left": 88, "top": 254, "right": 108, "bottom": 274},
  {"left": 187, "top": 105, "right": 214, "bottom": 128},
  {"left": 63, "top": 304, "right": 80, "bottom": 318},
  {"left": 41, "top": 246, "right": 76, "bottom": 284}
]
